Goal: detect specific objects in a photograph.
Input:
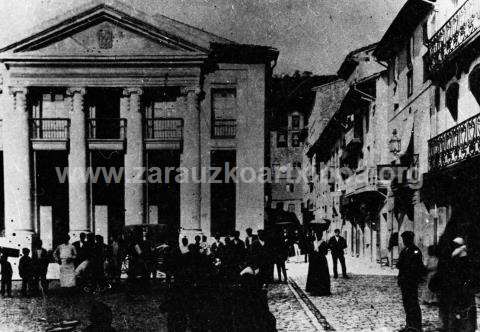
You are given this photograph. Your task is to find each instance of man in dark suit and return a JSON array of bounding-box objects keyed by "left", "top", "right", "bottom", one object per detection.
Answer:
[
  {"left": 32, "top": 239, "right": 50, "bottom": 295},
  {"left": 397, "top": 231, "right": 425, "bottom": 332},
  {"left": 328, "top": 229, "right": 348, "bottom": 278},
  {"left": 250, "top": 230, "right": 271, "bottom": 286},
  {"left": 72, "top": 232, "right": 87, "bottom": 268}
]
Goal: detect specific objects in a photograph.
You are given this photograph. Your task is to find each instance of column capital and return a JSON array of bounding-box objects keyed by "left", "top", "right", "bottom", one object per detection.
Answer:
[
  {"left": 180, "top": 85, "right": 202, "bottom": 96},
  {"left": 8, "top": 86, "right": 28, "bottom": 96},
  {"left": 66, "top": 87, "right": 86, "bottom": 96},
  {"left": 123, "top": 87, "right": 143, "bottom": 96}
]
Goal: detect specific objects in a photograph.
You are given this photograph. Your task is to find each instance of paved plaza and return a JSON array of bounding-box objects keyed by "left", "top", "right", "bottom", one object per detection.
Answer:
[{"left": 0, "top": 257, "right": 479, "bottom": 331}]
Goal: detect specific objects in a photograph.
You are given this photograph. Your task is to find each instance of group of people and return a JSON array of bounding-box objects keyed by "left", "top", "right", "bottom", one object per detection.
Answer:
[
  {"left": 167, "top": 228, "right": 278, "bottom": 331},
  {"left": 1, "top": 239, "right": 49, "bottom": 297},
  {"left": 396, "top": 222, "right": 480, "bottom": 332}
]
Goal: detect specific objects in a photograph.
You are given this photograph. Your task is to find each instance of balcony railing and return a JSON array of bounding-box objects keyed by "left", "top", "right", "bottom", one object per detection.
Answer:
[
  {"left": 212, "top": 119, "right": 236, "bottom": 139},
  {"left": 428, "top": 0, "right": 480, "bottom": 71},
  {"left": 145, "top": 118, "right": 183, "bottom": 141},
  {"left": 88, "top": 118, "right": 126, "bottom": 140},
  {"left": 429, "top": 112, "right": 480, "bottom": 170},
  {"left": 30, "top": 118, "right": 70, "bottom": 140}
]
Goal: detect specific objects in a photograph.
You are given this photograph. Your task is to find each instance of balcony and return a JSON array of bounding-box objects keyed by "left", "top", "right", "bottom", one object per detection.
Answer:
[
  {"left": 144, "top": 118, "right": 184, "bottom": 150},
  {"left": 30, "top": 118, "right": 70, "bottom": 150},
  {"left": 429, "top": 112, "right": 480, "bottom": 171},
  {"left": 212, "top": 119, "right": 236, "bottom": 139},
  {"left": 428, "top": 0, "right": 480, "bottom": 72},
  {"left": 87, "top": 118, "right": 126, "bottom": 150}
]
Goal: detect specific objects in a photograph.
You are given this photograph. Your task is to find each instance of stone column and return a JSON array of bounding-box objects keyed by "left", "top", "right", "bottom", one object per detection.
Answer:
[
  {"left": 179, "top": 86, "right": 202, "bottom": 237},
  {"left": 123, "top": 87, "right": 144, "bottom": 226},
  {"left": 67, "top": 87, "right": 89, "bottom": 241},
  {"left": 4, "top": 87, "right": 34, "bottom": 248}
]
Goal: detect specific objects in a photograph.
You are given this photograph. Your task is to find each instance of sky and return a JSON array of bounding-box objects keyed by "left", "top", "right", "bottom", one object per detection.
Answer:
[{"left": 0, "top": 0, "right": 406, "bottom": 75}]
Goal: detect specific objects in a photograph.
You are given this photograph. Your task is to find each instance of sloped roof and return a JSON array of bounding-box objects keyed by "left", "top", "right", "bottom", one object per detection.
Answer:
[
  {"left": 0, "top": 0, "right": 235, "bottom": 53},
  {"left": 374, "top": 0, "right": 434, "bottom": 61}
]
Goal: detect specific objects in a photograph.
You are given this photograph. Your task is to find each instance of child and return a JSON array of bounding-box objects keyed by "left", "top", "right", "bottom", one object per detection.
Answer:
[
  {"left": 19, "top": 248, "right": 33, "bottom": 297},
  {"left": 0, "top": 253, "right": 12, "bottom": 297}
]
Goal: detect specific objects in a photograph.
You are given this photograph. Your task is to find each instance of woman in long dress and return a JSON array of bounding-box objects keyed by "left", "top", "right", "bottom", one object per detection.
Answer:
[
  {"left": 305, "top": 230, "right": 331, "bottom": 296},
  {"left": 54, "top": 234, "right": 77, "bottom": 289}
]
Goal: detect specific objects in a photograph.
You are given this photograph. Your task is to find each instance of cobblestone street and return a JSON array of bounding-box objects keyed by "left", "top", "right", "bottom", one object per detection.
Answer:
[{"left": 283, "top": 259, "right": 480, "bottom": 331}]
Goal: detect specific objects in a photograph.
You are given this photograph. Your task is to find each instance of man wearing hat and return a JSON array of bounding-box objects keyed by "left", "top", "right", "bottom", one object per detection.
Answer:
[{"left": 397, "top": 231, "right": 425, "bottom": 332}]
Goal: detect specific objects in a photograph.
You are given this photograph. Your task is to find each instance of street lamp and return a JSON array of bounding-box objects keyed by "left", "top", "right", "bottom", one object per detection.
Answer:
[{"left": 389, "top": 129, "right": 401, "bottom": 156}]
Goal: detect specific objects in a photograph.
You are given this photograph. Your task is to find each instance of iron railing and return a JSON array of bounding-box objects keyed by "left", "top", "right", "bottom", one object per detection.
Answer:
[
  {"left": 30, "top": 118, "right": 70, "bottom": 140},
  {"left": 145, "top": 118, "right": 184, "bottom": 141},
  {"left": 88, "top": 118, "right": 126, "bottom": 140},
  {"left": 212, "top": 119, "right": 236, "bottom": 138},
  {"left": 428, "top": 0, "right": 480, "bottom": 71},
  {"left": 428, "top": 112, "right": 480, "bottom": 170}
]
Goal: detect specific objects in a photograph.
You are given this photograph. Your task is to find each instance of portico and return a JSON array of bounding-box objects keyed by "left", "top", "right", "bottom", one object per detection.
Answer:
[{"left": 0, "top": 0, "right": 277, "bottom": 251}]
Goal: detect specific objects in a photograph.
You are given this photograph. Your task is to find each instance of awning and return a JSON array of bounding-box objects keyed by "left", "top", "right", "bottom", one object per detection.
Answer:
[{"left": 399, "top": 114, "right": 414, "bottom": 157}]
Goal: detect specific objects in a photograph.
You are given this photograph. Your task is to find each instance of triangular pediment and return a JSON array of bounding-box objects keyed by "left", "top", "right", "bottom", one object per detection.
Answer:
[
  {"left": 0, "top": 1, "right": 236, "bottom": 57},
  {"left": 22, "top": 21, "right": 188, "bottom": 56}
]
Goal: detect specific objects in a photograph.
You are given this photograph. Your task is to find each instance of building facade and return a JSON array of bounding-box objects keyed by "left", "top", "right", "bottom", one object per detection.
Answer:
[
  {"left": 269, "top": 73, "right": 336, "bottom": 224},
  {"left": 0, "top": 0, "right": 278, "bottom": 255},
  {"left": 305, "top": 44, "right": 386, "bottom": 263},
  {"left": 306, "top": 0, "right": 480, "bottom": 267}
]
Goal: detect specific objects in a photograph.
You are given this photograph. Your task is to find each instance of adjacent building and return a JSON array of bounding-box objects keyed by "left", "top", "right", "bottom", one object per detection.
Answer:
[
  {"left": 0, "top": 0, "right": 278, "bottom": 256},
  {"left": 307, "top": 0, "right": 480, "bottom": 266},
  {"left": 305, "top": 43, "right": 389, "bottom": 262},
  {"left": 268, "top": 73, "right": 336, "bottom": 224}
]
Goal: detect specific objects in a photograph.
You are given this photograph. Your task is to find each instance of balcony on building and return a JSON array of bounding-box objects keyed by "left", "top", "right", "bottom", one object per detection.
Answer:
[
  {"left": 428, "top": 0, "right": 480, "bottom": 73},
  {"left": 30, "top": 118, "right": 71, "bottom": 150},
  {"left": 87, "top": 118, "right": 127, "bottom": 150},
  {"left": 212, "top": 118, "right": 237, "bottom": 139},
  {"left": 211, "top": 88, "right": 237, "bottom": 139},
  {"left": 428, "top": 112, "right": 480, "bottom": 171},
  {"left": 144, "top": 117, "right": 184, "bottom": 150}
]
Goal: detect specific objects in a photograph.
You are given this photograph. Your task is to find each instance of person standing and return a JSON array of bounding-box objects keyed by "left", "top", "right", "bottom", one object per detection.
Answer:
[
  {"left": 0, "top": 253, "right": 12, "bottom": 297},
  {"left": 32, "top": 239, "right": 49, "bottom": 295},
  {"left": 436, "top": 229, "right": 478, "bottom": 332},
  {"left": 72, "top": 232, "right": 87, "bottom": 268},
  {"left": 54, "top": 234, "right": 77, "bottom": 289},
  {"left": 19, "top": 248, "right": 33, "bottom": 297},
  {"left": 245, "top": 228, "right": 254, "bottom": 252},
  {"left": 397, "top": 231, "right": 425, "bottom": 332},
  {"left": 305, "top": 230, "right": 331, "bottom": 296},
  {"left": 328, "top": 229, "right": 348, "bottom": 279},
  {"left": 251, "top": 230, "right": 271, "bottom": 286},
  {"left": 274, "top": 230, "right": 288, "bottom": 283}
]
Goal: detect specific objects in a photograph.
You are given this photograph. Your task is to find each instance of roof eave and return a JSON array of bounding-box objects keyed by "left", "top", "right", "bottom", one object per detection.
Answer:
[{"left": 373, "top": 0, "right": 434, "bottom": 61}]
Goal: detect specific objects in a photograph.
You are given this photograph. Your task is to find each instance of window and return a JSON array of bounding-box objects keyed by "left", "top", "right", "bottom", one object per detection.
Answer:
[
  {"left": 406, "top": 41, "right": 412, "bottom": 69},
  {"left": 277, "top": 130, "right": 287, "bottom": 147},
  {"left": 286, "top": 183, "right": 294, "bottom": 192},
  {"left": 434, "top": 86, "right": 441, "bottom": 112},
  {"left": 288, "top": 204, "right": 295, "bottom": 213},
  {"left": 212, "top": 89, "right": 236, "bottom": 138},
  {"left": 407, "top": 70, "right": 414, "bottom": 97},
  {"left": 212, "top": 89, "right": 236, "bottom": 119},
  {"left": 422, "top": 21, "right": 428, "bottom": 45},
  {"left": 365, "top": 108, "right": 370, "bottom": 133},
  {"left": 422, "top": 53, "right": 430, "bottom": 82},
  {"left": 292, "top": 115, "right": 300, "bottom": 129},
  {"left": 308, "top": 182, "right": 314, "bottom": 193},
  {"left": 291, "top": 132, "right": 300, "bottom": 147},
  {"left": 293, "top": 162, "right": 302, "bottom": 168},
  {"left": 446, "top": 83, "right": 459, "bottom": 122},
  {"left": 468, "top": 64, "right": 480, "bottom": 106}
]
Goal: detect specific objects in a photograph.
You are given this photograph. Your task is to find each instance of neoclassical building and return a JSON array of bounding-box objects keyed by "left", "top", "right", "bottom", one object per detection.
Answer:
[{"left": 0, "top": 0, "right": 277, "bottom": 252}]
